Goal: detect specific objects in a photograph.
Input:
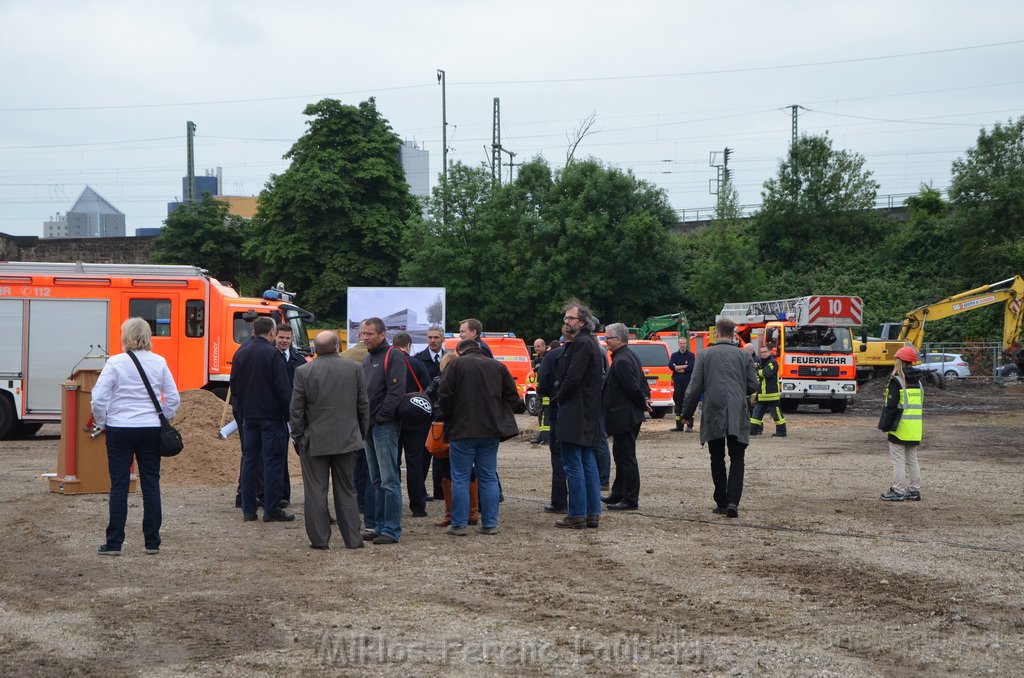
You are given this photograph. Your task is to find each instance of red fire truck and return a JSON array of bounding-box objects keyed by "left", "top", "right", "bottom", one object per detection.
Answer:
[
  {"left": 718, "top": 295, "right": 862, "bottom": 413},
  {"left": 0, "top": 262, "right": 314, "bottom": 439}
]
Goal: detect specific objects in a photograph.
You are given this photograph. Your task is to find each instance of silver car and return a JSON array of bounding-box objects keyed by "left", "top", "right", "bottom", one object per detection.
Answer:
[{"left": 917, "top": 352, "right": 971, "bottom": 380}]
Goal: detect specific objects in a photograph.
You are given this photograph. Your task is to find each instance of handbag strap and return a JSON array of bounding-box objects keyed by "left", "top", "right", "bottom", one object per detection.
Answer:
[
  {"left": 125, "top": 350, "right": 168, "bottom": 422},
  {"left": 383, "top": 346, "right": 423, "bottom": 392}
]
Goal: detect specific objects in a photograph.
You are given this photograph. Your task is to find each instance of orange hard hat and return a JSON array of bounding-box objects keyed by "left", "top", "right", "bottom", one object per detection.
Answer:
[{"left": 894, "top": 346, "right": 918, "bottom": 363}]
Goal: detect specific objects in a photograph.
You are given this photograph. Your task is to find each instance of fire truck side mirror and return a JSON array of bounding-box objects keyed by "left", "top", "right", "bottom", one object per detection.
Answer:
[{"left": 859, "top": 328, "right": 868, "bottom": 351}]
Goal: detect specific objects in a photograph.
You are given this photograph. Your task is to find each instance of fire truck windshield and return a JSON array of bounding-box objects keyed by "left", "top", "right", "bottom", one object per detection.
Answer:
[{"left": 784, "top": 327, "right": 853, "bottom": 354}]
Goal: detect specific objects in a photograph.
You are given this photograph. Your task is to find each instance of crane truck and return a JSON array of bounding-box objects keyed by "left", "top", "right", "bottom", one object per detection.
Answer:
[
  {"left": 856, "top": 276, "right": 1024, "bottom": 380},
  {"left": 719, "top": 295, "right": 862, "bottom": 413}
]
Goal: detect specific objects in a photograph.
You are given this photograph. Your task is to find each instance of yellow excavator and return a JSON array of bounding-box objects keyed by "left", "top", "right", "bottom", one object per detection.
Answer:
[{"left": 857, "top": 276, "right": 1024, "bottom": 380}]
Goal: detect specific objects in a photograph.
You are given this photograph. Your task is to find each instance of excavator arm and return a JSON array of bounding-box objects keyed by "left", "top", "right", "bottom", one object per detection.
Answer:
[
  {"left": 635, "top": 313, "right": 690, "bottom": 341},
  {"left": 898, "top": 276, "right": 1024, "bottom": 366}
]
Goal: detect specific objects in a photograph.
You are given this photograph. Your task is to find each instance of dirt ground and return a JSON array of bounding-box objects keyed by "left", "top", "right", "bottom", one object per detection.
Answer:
[{"left": 1, "top": 381, "right": 1022, "bottom": 677}]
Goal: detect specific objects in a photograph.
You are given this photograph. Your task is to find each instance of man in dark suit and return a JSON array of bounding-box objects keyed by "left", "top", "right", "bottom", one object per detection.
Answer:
[
  {"left": 414, "top": 326, "right": 445, "bottom": 500},
  {"left": 230, "top": 317, "right": 294, "bottom": 522},
  {"left": 601, "top": 323, "right": 652, "bottom": 511},
  {"left": 275, "top": 324, "right": 307, "bottom": 507},
  {"left": 393, "top": 331, "right": 431, "bottom": 517},
  {"left": 415, "top": 325, "right": 446, "bottom": 381},
  {"left": 459, "top": 318, "right": 493, "bottom": 358},
  {"left": 290, "top": 331, "right": 369, "bottom": 549}
]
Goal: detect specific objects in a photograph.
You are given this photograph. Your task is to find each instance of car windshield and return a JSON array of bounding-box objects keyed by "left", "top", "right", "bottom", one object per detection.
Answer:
[
  {"left": 784, "top": 327, "right": 853, "bottom": 354},
  {"left": 630, "top": 343, "right": 670, "bottom": 366}
]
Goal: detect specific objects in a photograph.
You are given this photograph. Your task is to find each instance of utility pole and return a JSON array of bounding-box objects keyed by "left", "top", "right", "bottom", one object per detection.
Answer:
[
  {"left": 789, "top": 105, "right": 807, "bottom": 148},
  {"left": 501, "top": 148, "right": 517, "bottom": 184},
  {"left": 436, "top": 69, "right": 447, "bottom": 186},
  {"left": 436, "top": 69, "right": 447, "bottom": 224},
  {"left": 491, "top": 98, "right": 502, "bottom": 186},
  {"left": 186, "top": 121, "right": 196, "bottom": 203}
]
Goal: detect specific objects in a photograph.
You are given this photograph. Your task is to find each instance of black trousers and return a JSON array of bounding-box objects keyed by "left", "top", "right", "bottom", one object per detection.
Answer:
[
  {"left": 608, "top": 424, "right": 641, "bottom": 505},
  {"left": 548, "top": 427, "right": 567, "bottom": 509},
  {"left": 399, "top": 424, "right": 430, "bottom": 514},
  {"left": 707, "top": 435, "right": 746, "bottom": 508}
]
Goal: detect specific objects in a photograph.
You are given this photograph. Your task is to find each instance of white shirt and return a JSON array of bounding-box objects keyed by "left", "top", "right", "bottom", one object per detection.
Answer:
[{"left": 91, "top": 350, "right": 180, "bottom": 428}]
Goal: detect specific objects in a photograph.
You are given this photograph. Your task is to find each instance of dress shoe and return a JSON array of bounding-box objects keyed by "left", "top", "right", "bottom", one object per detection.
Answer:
[
  {"left": 360, "top": 529, "right": 378, "bottom": 540},
  {"left": 347, "top": 541, "right": 365, "bottom": 549},
  {"left": 712, "top": 506, "right": 728, "bottom": 515},
  {"left": 554, "top": 517, "right": 587, "bottom": 529},
  {"left": 607, "top": 502, "right": 638, "bottom": 511},
  {"left": 411, "top": 511, "right": 428, "bottom": 518},
  {"left": 726, "top": 503, "right": 739, "bottom": 518},
  {"left": 600, "top": 495, "right": 621, "bottom": 504},
  {"left": 243, "top": 513, "right": 258, "bottom": 522},
  {"left": 263, "top": 511, "right": 296, "bottom": 522},
  {"left": 372, "top": 534, "right": 398, "bottom": 545},
  {"left": 234, "top": 495, "right": 242, "bottom": 508},
  {"left": 586, "top": 515, "right": 600, "bottom": 528},
  {"left": 309, "top": 544, "right": 329, "bottom": 550},
  {"left": 543, "top": 504, "right": 567, "bottom": 513}
]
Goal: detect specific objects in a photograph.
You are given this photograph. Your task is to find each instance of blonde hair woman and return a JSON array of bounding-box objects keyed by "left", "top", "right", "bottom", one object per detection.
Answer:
[{"left": 91, "top": 317, "right": 180, "bottom": 555}]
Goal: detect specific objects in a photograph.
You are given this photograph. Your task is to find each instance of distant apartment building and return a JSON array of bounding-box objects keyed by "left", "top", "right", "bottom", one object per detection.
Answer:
[
  {"left": 43, "top": 186, "right": 126, "bottom": 239},
  {"left": 400, "top": 142, "right": 430, "bottom": 199}
]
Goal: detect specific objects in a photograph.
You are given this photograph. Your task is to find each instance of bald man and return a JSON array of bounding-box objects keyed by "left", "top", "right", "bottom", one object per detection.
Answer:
[{"left": 290, "top": 331, "right": 370, "bottom": 549}]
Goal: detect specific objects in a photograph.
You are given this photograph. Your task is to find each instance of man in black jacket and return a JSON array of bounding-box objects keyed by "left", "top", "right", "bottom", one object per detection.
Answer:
[
  {"left": 437, "top": 339, "right": 521, "bottom": 535},
  {"left": 359, "top": 318, "right": 407, "bottom": 544},
  {"left": 552, "top": 301, "right": 604, "bottom": 529},
  {"left": 230, "top": 317, "right": 294, "bottom": 522},
  {"left": 393, "top": 331, "right": 431, "bottom": 517},
  {"left": 538, "top": 339, "right": 567, "bottom": 513},
  {"left": 414, "top": 326, "right": 446, "bottom": 499},
  {"left": 601, "top": 323, "right": 652, "bottom": 510},
  {"left": 275, "top": 324, "right": 307, "bottom": 507}
]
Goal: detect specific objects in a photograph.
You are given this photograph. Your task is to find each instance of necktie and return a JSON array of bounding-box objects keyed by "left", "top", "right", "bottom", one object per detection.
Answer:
[{"left": 434, "top": 353, "right": 441, "bottom": 366}]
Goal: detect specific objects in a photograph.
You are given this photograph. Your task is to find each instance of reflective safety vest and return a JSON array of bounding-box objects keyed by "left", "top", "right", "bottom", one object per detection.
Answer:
[
  {"left": 886, "top": 384, "right": 923, "bottom": 442},
  {"left": 756, "top": 357, "right": 781, "bottom": 402}
]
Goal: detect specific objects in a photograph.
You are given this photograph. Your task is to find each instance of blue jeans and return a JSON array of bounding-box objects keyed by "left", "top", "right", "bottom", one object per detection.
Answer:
[
  {"left": 104, "top": 426, "right": 162, "bottom": 550},
  {"left": 561, "top": 443, "right": 602, "bottom": 519},
  {"left": 595, "top": 415, "right": 611, "bottom": 486},
  {"left": 449, "top": 437, "right": 500, "bottom": 529},
  {"left": 241, "top": 418, "right": 288, "bottom": 515},
  {"left": 363, "top": 420, "right": 402, "bottom": 541}
]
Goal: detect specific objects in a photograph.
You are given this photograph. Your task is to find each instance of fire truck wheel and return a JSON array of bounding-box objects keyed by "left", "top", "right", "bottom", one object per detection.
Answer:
[
  {"left": 650, "top": 407, "right": 670, "bottom": 419},
  {"left": 829, "top": 400, "right": 848, "bottom": 414},
  {"left": 779, "top": 400, "right": 799, "bottom": 414},
  {"left": 0, "top": 393, "right": 16, "bottom": 440},
  {"left": 525, "top": 394, "right": 540, "bottom": 417}
]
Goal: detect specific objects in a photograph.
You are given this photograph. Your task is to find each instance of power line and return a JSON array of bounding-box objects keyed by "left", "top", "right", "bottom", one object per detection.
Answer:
[{"left": 455, "top": 39, "right": 1024, "bottom": 86}]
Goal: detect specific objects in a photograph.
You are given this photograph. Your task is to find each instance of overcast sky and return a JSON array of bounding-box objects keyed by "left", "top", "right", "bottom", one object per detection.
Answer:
[{"left": 2, "top": 1, "right": 1022, "bottom": 237}]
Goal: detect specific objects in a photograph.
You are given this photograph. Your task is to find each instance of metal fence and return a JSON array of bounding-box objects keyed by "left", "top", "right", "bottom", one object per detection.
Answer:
[{"left": 917, "top": 341, "right": 1018, "bottom": 378}]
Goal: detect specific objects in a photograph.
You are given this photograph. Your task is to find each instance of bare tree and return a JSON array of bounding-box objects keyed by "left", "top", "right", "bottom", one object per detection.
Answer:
[{"left": 565, "top": 111, "right": 599, "bottom": 167}]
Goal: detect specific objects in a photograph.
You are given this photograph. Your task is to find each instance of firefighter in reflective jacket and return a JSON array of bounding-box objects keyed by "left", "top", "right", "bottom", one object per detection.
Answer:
[
  {"left": 749, "top": 344, "right": 786, "bottom": 437},
  {"left": 879, "top": 345, "right": 924, "bottom": 502}
]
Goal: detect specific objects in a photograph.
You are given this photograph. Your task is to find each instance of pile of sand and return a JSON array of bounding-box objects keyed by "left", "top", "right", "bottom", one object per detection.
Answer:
[{"left": 162, "top": 389, "right": 302, "bottom": 488}]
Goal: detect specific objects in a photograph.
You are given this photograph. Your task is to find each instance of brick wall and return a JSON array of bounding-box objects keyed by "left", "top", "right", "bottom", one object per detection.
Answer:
[{"left": 0, "top": 233, "right": 156, "bottom": 264}]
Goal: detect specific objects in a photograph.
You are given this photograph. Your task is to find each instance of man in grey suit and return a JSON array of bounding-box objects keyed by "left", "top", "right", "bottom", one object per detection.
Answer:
[
  {"left": 290, "top": 331, "right": 370, "bottom": 550},
  {"left": 680, "top": 317, "right": 759, "bottom": 519}
]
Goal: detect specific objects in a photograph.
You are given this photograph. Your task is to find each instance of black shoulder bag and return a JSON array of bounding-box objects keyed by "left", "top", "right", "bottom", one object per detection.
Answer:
[{"left": 126, "top": 351, "right": 184, "bottom": 457}]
